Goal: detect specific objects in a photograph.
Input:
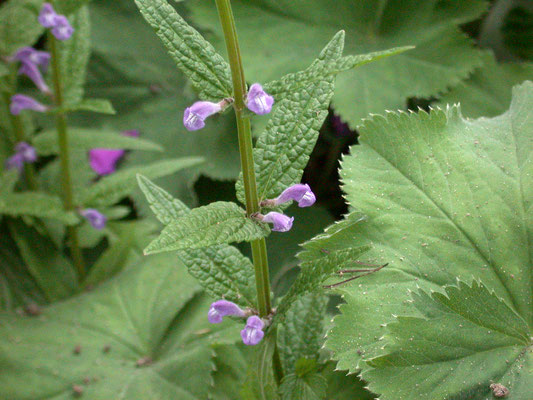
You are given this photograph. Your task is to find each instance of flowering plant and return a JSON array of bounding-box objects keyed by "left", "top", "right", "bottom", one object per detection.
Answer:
[{"left": 0, "top": 0, "right": 531, "bottom": 399}]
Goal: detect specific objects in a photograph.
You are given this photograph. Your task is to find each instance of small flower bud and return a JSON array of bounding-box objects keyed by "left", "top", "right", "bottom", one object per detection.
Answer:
[
  {"left": 207, "top": 300, "right": 246, "bottom": 324},
  {"left": 80, "top": 209, "right": 107, "bottom": 230},
  {"left": 258, "top": 212, "right": 294, "bottom": 232},
  {"left": 241, "top": 316, "right": 264, "bottom": 346},
  {"left": 10, "top": 95, "right": 48, "bottom": 115},
  {"left": 51, "top": 15, "right": 74, "bottom": 41},
  {"left": 246, "top": 83, "right": 274, "bottom": 115},
  {"left": 183, "top": 101, "right": 223, "bottom": 131},
  {"left": 38, "top": 3, "right": 58, "bottom": 28}
]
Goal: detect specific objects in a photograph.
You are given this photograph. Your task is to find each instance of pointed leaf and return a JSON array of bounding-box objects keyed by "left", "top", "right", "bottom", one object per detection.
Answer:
[{"left": 0, "top": 192, "right": 78, "bottom": 224}]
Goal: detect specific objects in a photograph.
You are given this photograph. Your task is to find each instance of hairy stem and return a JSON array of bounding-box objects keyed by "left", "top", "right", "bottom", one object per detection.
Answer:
[
  {"left": 215, "top": 0, "right": 284, "bottom": 382},
  {"left": 49, "top": 33, "right": 86, "bottom": 281}
]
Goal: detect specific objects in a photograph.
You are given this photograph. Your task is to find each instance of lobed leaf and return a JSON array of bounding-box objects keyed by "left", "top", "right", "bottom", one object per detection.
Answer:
[
  {"left": 144, "top": 201, "right": 270, "bottom": 254},
  {"left": 134, "top": 0, "right": 232, "bottom": 100},
  {"left": 33, "top": 128, "right": 162, "bottom": 155},
  {"left": 80, "top": 157, "right": 203, "bottom": 207}
]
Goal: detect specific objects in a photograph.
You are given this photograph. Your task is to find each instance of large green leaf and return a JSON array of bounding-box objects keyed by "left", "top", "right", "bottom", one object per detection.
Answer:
[
  {"left": 364, "top": 281, "right": 531, "bottom": 399},
  {"left": 82, "top": 0, "right": 241, "bottom": 207},
  {"left": 187, "top": 0, "right": 487, "bottom": 127},
  {"left": 0, "top": 253, "right": 240, "bottom": 399},
  {"left": 134, "top": 0, "right": 232, "bottom": 101},
  {"left": 144, "top": 201, "right": 270, "bottom": 254},
  {"left": 0, "top": 0, "right": 43, "bottom": 56},
  {"left": 0, "top": 192, "right": 79, "bottom": 224},
  {"left": 325, "top": 82, "right": 533, "bottom": 396},
  {"left": 438, "top": 52, "right": 533, "bottom": 118},
  {"left": 279, "top": 359, "right": 327, "bottom": 400}
]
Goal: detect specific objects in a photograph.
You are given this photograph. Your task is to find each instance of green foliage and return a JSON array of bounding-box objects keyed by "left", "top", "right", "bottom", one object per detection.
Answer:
[
  {"left": 138, "top": 175, "right": 257, "bottom": 306},
  {"left": 277, "top": 213, "right": 370, "bottom": 318},
  {"left": 144, "top": 201, "right": 270, "bottom": 254},
  {"left": 438, "top": 52, "right": 533, "bottom": 118},
  {"left": 325, "top": 82, "right": 533, "bottom": 396},
  {"left": 0, "top": 0, "right": 43, "bottom": 56},
  {"left": 59, "top": 4, "right": 91, "bottom": 105},
  {"left": 279, "top": 359, "right": 327, "bottom": 400},
  {"left": 134, "top": 0, "right": 232, "bottom": 101},
  {"left": 364, "top": 281, "right": 531, "bottom": 399},
  {"left": 0, "top": 192, "right": 78, "bottom": 224},
  {"left": 237, "top": 32, "right": 342, "bottom": 205},
  {"left": 0, "top": 253, "right": 239, "bottom": 399},
  {"left": 278, "top": 292, "right": 328, "bottom": 373},
  {"left": 65, "top": 98, "right": 116, "bottom": 114},
  {"left": 33, "top": 127, "right": 162, "bottom": 155},
  {"left": 187, "top": 0, "right": 487, "bottom": 127},
  {"left": 80, "top": 157, "right": 203, "bottom": 207}
]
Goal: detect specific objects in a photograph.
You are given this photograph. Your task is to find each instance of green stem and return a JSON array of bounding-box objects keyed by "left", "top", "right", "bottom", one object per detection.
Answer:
[
  {"left": 215, "top": 0, "right": 283, "bottom": 382},
  {"left": 49, "top": 33, "right": 86, "bottom": 281}
]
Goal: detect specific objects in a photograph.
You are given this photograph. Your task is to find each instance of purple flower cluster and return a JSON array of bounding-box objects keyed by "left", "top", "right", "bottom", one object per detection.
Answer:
[
  {"left": 89, "top": 129, "right": 140, "bottom": 176},
  {"left": 5, "top": 142, "right": 37, "bottom": 172},
  {"left": 38, "top": 3, "right": 74, "bottom": 41},
  {"left": 208, "top": 300, "right": 264, "bottom": 346}
]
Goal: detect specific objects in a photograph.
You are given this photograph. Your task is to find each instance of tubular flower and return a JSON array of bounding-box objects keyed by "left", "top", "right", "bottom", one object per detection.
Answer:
[
  {"left": 38, "top": 3, "right": 58, "bottom": 28},
  {"left": 80, "top": 209, "right": 107, "bottom": 230},
  {"left": 262, "top": 183, "right": 316, "bottom": 208},
  {"left": 10, "top": 95, "right": 48, "bottom": 115},
  {"left": 38, "top": 3, "right": 74, "bottom": 40},
  {"left": 10, "top": 47, "right": 51, "bottom": 93},
  {"left": 18, "top": 62, "right": 50, "bottom": 93},
  {"left": 207, "top": 300, "right": 246, "bottom": 324},
  {"left": 183, "top": 101, "right": 222, "bottom": 131},
  {"left": 89, "top": 129, "right": 140, "bottom": 176},
  {"left": 240, "top": 316, "right": 265, "bottom": 346},
  {"left": 246, "top": 83, "right": 274, "bottom": 115},
  {"left": 258, "top": 211, "right": 294, "bottom": 232}
]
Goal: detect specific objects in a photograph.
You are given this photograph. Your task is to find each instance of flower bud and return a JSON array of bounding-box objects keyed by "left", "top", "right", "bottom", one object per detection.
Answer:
[{"left": 51, "top": 15, "right": 74, "bottom": 41}]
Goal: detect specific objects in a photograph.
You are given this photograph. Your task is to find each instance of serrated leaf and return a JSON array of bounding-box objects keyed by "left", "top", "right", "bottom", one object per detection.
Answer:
[
  {"left": 80, "top": 157, "right": 203, "bottom": 207},
  {"left": 438, "top": 52, "right": 533, "bottom": 118},
  {"left": 144, "top": 201, "right": 270, "bottom": 254},
  {"left": 187, "top": 0, "right": 487, "bottom": 127},
  {"left": 59, "top": 4, "right": 91, "bottom": 104},
  {"left": 277, "top": 213, "right": 371, "bottom": 318},
  {"left": 237, "top": 32, "right": 343, "bottom": 206},
  {"left": 33, "top": 127, "right": 162, "bottom": 155},
  {"left": 241, "top": 331, "right": 280, "bottom": 400},
  {"left": 66, "top": 98, "right": 116, "bottom": 114},
  {"left": 138, "top": 175, "right": 257, "bottom": 306},
  {"left": 363, "top": 281, "right": 531, "bottom": 400},
  {"left": 325, "top": 82, "right": 533, "bottom": 394},
  {"left": 0, "top": 0, "right": 43, "bottom": 56},
  {"left": 134, "top": 0, "right": 232, "bottom": 101},
  {"left": 0, "top": 192, "right": 78, "bottom": 224},
  {"left": 278, "top": 292, "right": 328, "bottom": 373},
  {"left": 279, "top": 359, "right": 327, "bottom": 400},
  {"left": 9, "top": 222, "right": 78, "bottom": 302},
  {"left": 0, "top": 253, "right": 234, "bottom": 399}
]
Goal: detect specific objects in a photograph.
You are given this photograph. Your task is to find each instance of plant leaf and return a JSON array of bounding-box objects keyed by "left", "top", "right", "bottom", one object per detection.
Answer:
[
  {"left": 236, "top": 32, "right": 343, "bottom": 206},
  {"left": 0, "top": 253, "right": 237, "bottom": 399},
  {"left": 66, "top": 98, "right": 116, "bottom": 114},
  {"left": 0, "top": 0, "right": 43, "bottom": 56},
  {"left": 144, "top": 201, "right": 270, "bottom": 254},
  {"left": 187, "top": 0, "right": 487, "bottom": 127},
  {"left": 134, "top": 0, "right": 232, "bottom": 100},
  {"left": 364, "top": 281, "right": 531, "bottom": 399},
  {"left": 279, "top": 359, "right": 327, "bottom": 400},
  {"left": 0, "top": 192, "right": 78, "bottom": 224},
  {"left": 80, "top": 157, "right": 203, "bottom": 207},
  {"left": 324, "top": 82, "right": 533, "bottom": 395},
  {"left": 438, "top": 52, "right": 533, "bottom": 118},
  {"left": 138, "top": 175, "right": 257, "bottom": 306},
  {"left": 33, "top": 128, "right": 162, "bottom": 155}
]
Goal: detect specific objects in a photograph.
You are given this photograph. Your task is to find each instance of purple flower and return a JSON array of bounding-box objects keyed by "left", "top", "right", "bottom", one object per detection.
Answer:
[
  {"left": 241, "top": 316, "right": 264, "bottom": 346},
  {"left": 10, "top": 95, "right": 48, "bottom": 115},
  {"left": 5, "top": 142, "right": 38, "bottom": 172},
  {"left": 18, "top": 62, "right": 50, "bottom": 94},
  {"left": 88, "top": 129, "right": 141, "bottom": 176},
  {"left": 246, "top": 83, "right": 274, "bottom": 115},
  {"left": 80, "top": 209, "right": 107, "bottom": 230},
  {"left": 208, "top": 300, "right": 246, "bottom": 324},
  {"left": 263, "top": 183, "right": 316, "bottom": 208},
  {"left": 183, "top": 101, "right": 222, "bottom": 131},
  {"left": 261, "top": 212, "right": 294, "bottom": 232},
  {"left": 11, "top": 47, "right": 50, "bottom": 69},
  {"left": 38, "top": 3, "right": 58, "bottom": 28},
  {"left": 51, "top": 15, "right": 74, "bottom": 41}
]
